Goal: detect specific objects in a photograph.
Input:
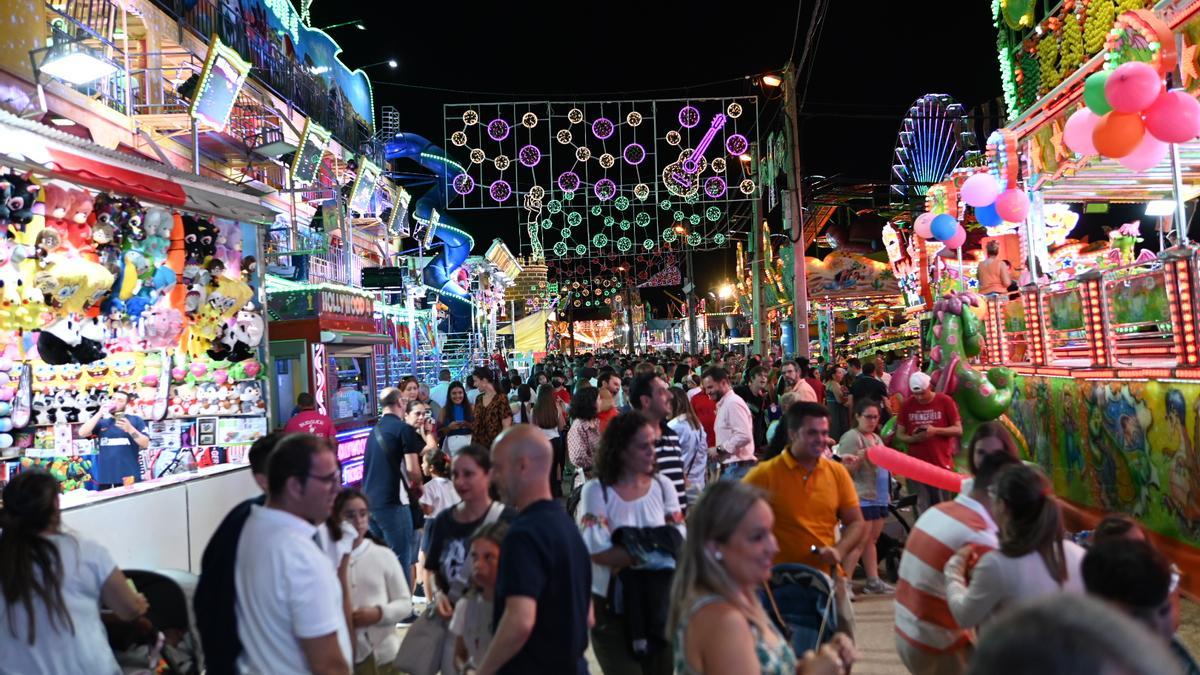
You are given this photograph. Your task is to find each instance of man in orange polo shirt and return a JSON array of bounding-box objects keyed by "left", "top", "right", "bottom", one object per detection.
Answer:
[{"left": 744, "top": 401, "right": 865, "bottom": 637}]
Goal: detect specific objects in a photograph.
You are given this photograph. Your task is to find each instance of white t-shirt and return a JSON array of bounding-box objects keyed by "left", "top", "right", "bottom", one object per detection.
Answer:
[
  {"left": 449, "top": 592, "right": 494, "bottom": 669},
  {"left": 466, "top": 389, "right": 481, "bottom": 404},
  {"left": 235, "top": 506, "right": 352, "bottom": 675},
  {"left": 419, "top": 477, "right": 460, "bottom": 518},
  {"left": 0, "top": 533, "right": 122, "bottom": 675},
  {"left": 578, "top": 475, "right": 685, "bottom": 596}
]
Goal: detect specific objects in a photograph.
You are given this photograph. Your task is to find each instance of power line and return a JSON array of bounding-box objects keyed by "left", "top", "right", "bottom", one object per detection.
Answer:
[{"left": 785, "top": 0, "right": 805, "bottom": 67}]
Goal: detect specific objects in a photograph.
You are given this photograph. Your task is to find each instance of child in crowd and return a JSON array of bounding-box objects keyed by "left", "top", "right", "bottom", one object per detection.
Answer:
[
  {"left": 451, "top": 521, "right": 508, "bottom": 673},
  {"left": 420, "top": 447, "right": 460, "bottom": 518}
]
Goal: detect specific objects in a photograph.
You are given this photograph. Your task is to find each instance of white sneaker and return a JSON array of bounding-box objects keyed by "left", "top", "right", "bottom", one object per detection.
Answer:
[
  {"left": 843, "top": 578, "right": 856, "bottom": 602},
  {"left": 862, "top": 578, "right": 895, "bottom": 595}
]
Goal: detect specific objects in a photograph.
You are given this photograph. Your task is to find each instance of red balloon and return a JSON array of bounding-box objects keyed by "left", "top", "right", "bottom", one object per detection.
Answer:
[
  {"left": 1145, "top": 89, "right": 1200, "bottom": 144},
  {"left": 1092, "top": 111, "right": 1146, "bottom": 158},
  {"left": 994, "top": 188, "right": 1030, "bottom": 223},
  {"left": 866, "top": 445, "right": 967, "bottom": 493},
  {"left": 1104, "top": 61, "right": 1164, "bottom": 113}
]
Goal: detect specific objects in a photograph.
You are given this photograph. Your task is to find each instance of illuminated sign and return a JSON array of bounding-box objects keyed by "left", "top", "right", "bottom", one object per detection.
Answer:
[
  {"left": 189, "top": 35, "right": 252, "bottom": 132},
  {"left": 290, "top": 119, "right": 331, "bottom": 186},
  {"left": 342, "top": 459, "right": 364, "bottom": 486},
  {"left": 387, "top": 186, "right": 411, "bottom": 236},
  {"left": 349, "top": 158, "right": 381, "bottom": 214}
]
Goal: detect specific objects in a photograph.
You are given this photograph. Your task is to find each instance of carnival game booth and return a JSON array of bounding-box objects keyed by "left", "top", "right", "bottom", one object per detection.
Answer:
[
  {"left": 266, "top": 277, "right": 396, "bottom": 485},
  {"left": 0, "top": 110, "right": 273, "bottom": 570},
  {"left": 921, "top": 3, "right": 1200, "bottom": 593}
]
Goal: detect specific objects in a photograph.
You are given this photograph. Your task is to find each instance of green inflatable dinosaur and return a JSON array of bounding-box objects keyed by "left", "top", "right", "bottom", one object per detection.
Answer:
[{"left": 883, "top": 291, "right": 1028, "bottom": 461}]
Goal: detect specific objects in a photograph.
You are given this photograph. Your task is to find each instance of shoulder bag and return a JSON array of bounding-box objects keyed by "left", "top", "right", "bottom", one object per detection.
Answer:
[{"left": 393, "top": 603, "right": 448, "bottom": 675}]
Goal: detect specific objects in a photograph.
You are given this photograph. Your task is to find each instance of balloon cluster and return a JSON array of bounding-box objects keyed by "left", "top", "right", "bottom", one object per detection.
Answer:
[
  {"left": 913, "top": 212, "right": 967, "bottom": 249},
  {"left": 1064, "top": 61, "right": 1200, "bottom": 170}
]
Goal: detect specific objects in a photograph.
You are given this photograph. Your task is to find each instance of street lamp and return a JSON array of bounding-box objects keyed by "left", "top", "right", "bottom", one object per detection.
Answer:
[
  {"left": 761, "top": 73, "right": 782, "bottom": 87},
  {"left": 318, "top": 20, "right": 365, "bottom": 31},
  {"left": 718, "top": 284, "right": 734, "bottom": 299},
  {"left": 359, "top": 59, "right": 398, "bottom": 70}
]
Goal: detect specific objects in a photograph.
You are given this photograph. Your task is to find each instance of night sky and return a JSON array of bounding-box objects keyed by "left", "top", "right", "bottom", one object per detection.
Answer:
[{"left": 310, "top": 0, "right": 1003, "bottom": 307}]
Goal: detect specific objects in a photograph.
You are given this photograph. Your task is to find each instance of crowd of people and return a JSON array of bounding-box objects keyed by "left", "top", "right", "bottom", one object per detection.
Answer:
[{"left": 0, "top": 347, "right": 1198, "bottom": 675}]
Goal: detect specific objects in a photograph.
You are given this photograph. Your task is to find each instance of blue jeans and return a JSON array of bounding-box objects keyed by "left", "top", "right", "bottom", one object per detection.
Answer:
[
  {"left": 369, "top": 505, "right": 414, "bottom": 583},
  {"left": 721, "top": 461, "right": 756, "bottom": 481}
]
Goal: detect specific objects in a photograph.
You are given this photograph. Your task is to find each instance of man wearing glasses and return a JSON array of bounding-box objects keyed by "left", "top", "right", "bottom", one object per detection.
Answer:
[{"left": 235, "top": 433, "right": 353, "bottom": 675}]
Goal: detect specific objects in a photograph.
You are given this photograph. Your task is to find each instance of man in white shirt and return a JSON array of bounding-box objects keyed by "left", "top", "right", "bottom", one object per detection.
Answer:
[
  {"left": 874, "top": 356, "right": 892, "bottom": 387},
  {"left": 702, "top": 367, "right": 757, "bottom": 481},
  {"left": 429, "top": 369, "right": 452, "bottom": 408},
  {"left": 466, "top": 374, "right": 481, "bottom": 404},
  {"left": 235, "top": 434, "right": 352, "bottom": 675}
]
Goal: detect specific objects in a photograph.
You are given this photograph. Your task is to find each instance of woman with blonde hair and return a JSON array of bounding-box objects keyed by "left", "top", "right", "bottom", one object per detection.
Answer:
[{"left": 670, "top": 480, "right": 856, "bottom": 675}]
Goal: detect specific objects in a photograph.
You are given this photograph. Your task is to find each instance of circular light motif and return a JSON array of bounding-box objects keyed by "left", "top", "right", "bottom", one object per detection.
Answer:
[
  {"left": 685, "top": 192, "right": 700, "bottom": 205},
  {"left": 673, "top": 210, "right": 685, "bottom": 222},
  {"left": 603, "top": 216, "right": 615, "bottom": 227},
  {"left": 554, "top": 242, "right": 568, "bottom": 256},
  {"left": 469, "top": 148, "right": 486, "bottom": 164},
  {"left": 643, "top": 239, "right": 655, "bottom": 250},
  {"left": 557, "top": 172, "right": 580, "bottom": 193},
  {"left": 567, "top": 108, "right": 584, "bottom": 124},
  {"left": 540, "top": 218, "right": 553, "bottom": 229},
  {"left": 626, "top": 111, "right": 643, "bottom": 126},
  {"left": 521, "top": 112, "right": 538, "bottom": 128},
  {"left": 592, "top": 233, "right": 608, "bottom": 247},
  {"left": 705, "top": 206, "right": 722, "bottom": 222},
  {"left": 450, "top": 131, "right": 468, "bottom": 146},
  {"left": 556, "top": 129, "right": 573, "bottom": 144},
  {"left": 573, "top": 300, "right": 581, "bottom": 307},
  {"left": 463, "top": 110, "right": 479, "bottom": 125},
  {"left": 518, "top": 145, "right": 541, "bottom": 167},
  {"left": 494, "top": 155, "right": 511, "bottom": 170},
  {"left": 614, "top": 196, "right": 630, "bottom": 211},
  {"left": 703, "top": 176, "right": 728, "bottom": 199},
  {"left": 663, "top": 229, "right": 678, "bottom": 243},
  {"left": 713, "top": 233, "right": 727, "bottom": 245},
  {"left": 575, "top": 147, "right": 592, "bottom": 162},
  {"left": 599, "top": 153, "right": 616, "bottom": 169},
  {"left": 563, "top": 190, "right": 576, "bottom": 201},
  {"left": 560, "top": 227, "right": 571, "bottom": 239},
  {"left": 665, "top": 130, "right": 681, "bottom": 146},
  {"left": 688, "top": 214, "right": 701, "bottom": 226},
  {"left": 567, "top": 212, "right": 583, "bottom": 226},
  {"left": 678, "top": 148, "right": 707, "bottom": 174},
  {"left": 623, "top": 143, "right": 646, "bottom": 165},
  {"left": 711, "top": 157, "right": 726, "bottom": 173},
  {"left": 489, "top": 180, "right": 512, "bottom": 202},
  {"left": 547, "top": 199, "right": 563, "bottom": 214},
  {"left": 727, "top": 102, "right": 743, "bottom": 118},
  {"left": 633, "top": 183, "right": 650, "bottom": 200},
  {"left": 591, "top": 205, "right": 603, "bottom": 216},
  {"left": 575, "top": 244, "right": 587, "bottom": 256},
  {"left": 592, "top": 118, "right": 615, "bottom": 140},
  {"left": 594, "top": 178, "right": 617, "bottom": 201},
  {"left": 452, "top": 173, "right": 475, "bottom": 195},
  {"left": 487, "top": 119, "right": 510, "bottom": 141},
  {"left": 725, "top": 134, "right": 749, "bottom": 157},
  {"left": 739, "top": 179, "right": 756, "bottom": 195},
  {"left": 635, "top": 212, "right": 651, "bottom": 227},
  {"left": 660, "top": 199, "right": 673, "bottom": 211},
  {"left": 617, "top": 237, "right": 632, "bottom": 251},
  {"left": 678, "top": 105, "right": 701, "bottom": 128},
  {"left": 687, "top": 233, "right": 702, "bottom": 246},
  {"left": 529, "top": 185, "right": 546, "bottom": 200},
  {"left": 619, "top": 219, "right": 632, "bottom": 230}
]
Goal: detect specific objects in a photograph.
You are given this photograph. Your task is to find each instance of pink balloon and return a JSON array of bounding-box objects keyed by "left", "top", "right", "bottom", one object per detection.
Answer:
[
  {"left": 914, "top": 212, "right": 935, "bottom": 239},
  {"left": 866, "top": 445, "right": 967, "bottom": 493},
  {"left": 994, "top": 188, "right": 1030, "bottom": 223},
  {"left": 1063, "top": 108, "right": 1100, "bottom": 155},
  {"left": 1117, "top": 133, "right": 1169, "bottom": 171},
  {"left": 944, "top": 225, "right": 967, "bottom": 250},
  {"left": 1105, "top": 61, "right": 1164, "bottom": 113},
  {"left": 1145, "top": 89, "right": 1200, "bottom": 143},
  {"left": 960, "top": 173, "right": 1001, "bottom": 208}
]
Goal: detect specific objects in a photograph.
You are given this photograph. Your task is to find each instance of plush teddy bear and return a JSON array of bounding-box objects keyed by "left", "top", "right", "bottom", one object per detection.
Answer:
[
  {"left": 40, "top": 183, "right": 74, "bottom": 238},
  {"left": 141, "top": 208, "right": 172, "bottom": 260}
]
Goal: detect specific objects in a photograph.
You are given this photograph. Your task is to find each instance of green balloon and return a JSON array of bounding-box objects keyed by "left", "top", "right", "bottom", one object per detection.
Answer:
[{"left": 1084, "top": 71, "right": 1113, "bottom": 116}]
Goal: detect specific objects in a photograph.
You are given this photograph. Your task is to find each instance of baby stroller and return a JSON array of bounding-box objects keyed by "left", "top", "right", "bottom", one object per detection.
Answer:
[
  {"left": 106, "top": 569, "right": 204, "bottom": 675},
  {"left": 759, "top": 563, "right": 838, "bottom": 656}
]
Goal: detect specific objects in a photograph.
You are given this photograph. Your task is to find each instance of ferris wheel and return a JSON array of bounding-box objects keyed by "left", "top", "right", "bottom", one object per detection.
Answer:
[{"left": 890, "top": 93, "right": 979, "bottom": 201}]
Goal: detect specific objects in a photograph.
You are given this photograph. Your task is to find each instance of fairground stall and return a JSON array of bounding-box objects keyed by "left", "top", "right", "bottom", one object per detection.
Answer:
[{"left": 908, "top": 1, "right": 1200, "bottom": 592}]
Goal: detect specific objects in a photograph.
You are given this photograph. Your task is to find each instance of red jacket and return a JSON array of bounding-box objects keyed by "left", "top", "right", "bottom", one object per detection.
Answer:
[{"left": 690, "top": 390, "right": 717, "bottom": 448}]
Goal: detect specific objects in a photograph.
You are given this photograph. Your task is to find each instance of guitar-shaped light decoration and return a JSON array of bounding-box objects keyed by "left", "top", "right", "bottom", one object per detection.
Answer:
[{"left": 665, "top": 113, "right": 727, "bottom": 196}]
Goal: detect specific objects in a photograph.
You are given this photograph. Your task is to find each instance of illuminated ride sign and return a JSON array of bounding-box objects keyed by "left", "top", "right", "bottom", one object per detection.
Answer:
[
  {"left": 336, "top": 426, "right": 370, "bottom": 485},
  {"left": 189, "top": 35, "right": 252, "bottom": 132}
]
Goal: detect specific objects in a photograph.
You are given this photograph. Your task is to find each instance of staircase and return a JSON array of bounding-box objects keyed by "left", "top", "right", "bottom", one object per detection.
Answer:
[{"left": 374, "top": 331, "right": 485, "bottom": 388}]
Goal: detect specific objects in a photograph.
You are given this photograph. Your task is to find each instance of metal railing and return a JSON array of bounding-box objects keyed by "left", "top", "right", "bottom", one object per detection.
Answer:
[{"left": 146, "top": 0, "right": 373, "bottom": 153}]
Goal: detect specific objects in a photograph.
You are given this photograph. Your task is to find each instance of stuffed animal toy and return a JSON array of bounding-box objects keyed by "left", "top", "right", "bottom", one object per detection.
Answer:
[
  {"left": 214, "top": 219, "right": 242, "bottom": 274},
  {"left": 238, "top": 381, "right": 264, "bottom": 414},
  {"left": 141, "top": 305, "right": 184, "bottom": 349},
  {"left": 67, "top": 190, "right": 94, "bottom": 233},
  {"left": 40, "top": 183, "right": 73, "bottom": 238},
  {"left": 142, "top": 208, "right": 172, "bottom": 260},
  {"left": 224, "top": 302, "right": 264, "bottom": 362},
  {"left": 0, "top": 174, "right": 41, "bottom": 230},
  {"left": 35, "top": 258, "right": 115, "bottom": 314},
  {"left": 120, "top": 197, "right": 146, "bottom": 242},
  {"left": 183, "top": 215, "right": 218, "bottom": 264}
]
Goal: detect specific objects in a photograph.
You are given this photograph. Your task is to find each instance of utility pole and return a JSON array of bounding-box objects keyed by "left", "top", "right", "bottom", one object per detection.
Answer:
[
  {"left": 685, "top": 241, "right": 698, "bottom": 354},
  {"left": 781, "top": 62, "right": 811, "bottom": 358},
  {"left": 749, "top": 142, "right": 765, "bottom": 357}
]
